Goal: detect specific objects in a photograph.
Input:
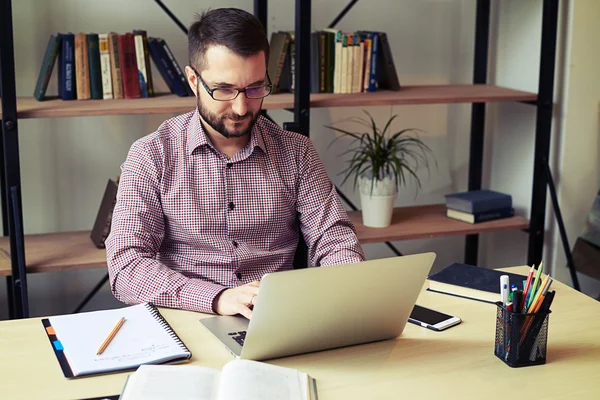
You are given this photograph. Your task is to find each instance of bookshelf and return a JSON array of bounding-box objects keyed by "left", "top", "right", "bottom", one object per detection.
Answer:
[
  {"left": 0, "top": 204, "right": 530, "bottom": 277},
  {"left": 0, "top": 0, "right": 559, "bottom": 318},
  {"left": 0, "top": 85, "right": 537, "bottom": 119}
]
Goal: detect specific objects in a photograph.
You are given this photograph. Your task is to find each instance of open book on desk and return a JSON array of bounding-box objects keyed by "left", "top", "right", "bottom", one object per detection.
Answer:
[
  {"left": 42, "top": 302, "right": 191, "bottom": 378},
  {"left": 120, "top": 360, "right": 317, "bottom": 400}
]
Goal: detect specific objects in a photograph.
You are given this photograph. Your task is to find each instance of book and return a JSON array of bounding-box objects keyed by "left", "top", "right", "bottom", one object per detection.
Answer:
[
  {"left": 98, "top": 33, "right": 114, "bottom": 99},
  {"left": 267, "top": 32, "right": 290, "bottom": 94},
  {"left": 444, "top": 189, "right": 512, "bottom": 214},
  {"left": 74, "top": 32, "right": 91, "bottom": 100},
  {"left": 133, "top": 30, "right": 154, "bottom": 97},
  {"left": 446, "top": 207, "right": 515, "bottom": 224},
  {"left": 148, "top": 37, "right": 188, "bottom": 97},
  {"left": 33, "top": 34, "right": 62, "bottom": 101},
  {"left": 133, "top": 33, "right": 149, "bottom": 97},
  {"left": 108, "top": 32, "right": 124, "bottom": 99},
  {"left": 87, "top": 33, "right": 103, "bottom": 99},
  {"left": 427, "top": 263, "right": 527, "bottom": 303},
  {"left": 119, "top": 33, "right": 141, "bottom": 99},
  {"left": 58, "top": 33, "right": 76, "bottom": 100},
  {"left": 160, "top": 38, "right": 194, "bottom": 96},
  {"left": 42, "top": 302, "right": 192, "bottom": 378},
  {"left": 120, "top": 360, "right": 317, "bottom": 400},
  {"left": 375, "top": 32, "right": 401, "bottom": 91},
  {"left": 90, "top": 178, "right": 118, "bottom": 248}
]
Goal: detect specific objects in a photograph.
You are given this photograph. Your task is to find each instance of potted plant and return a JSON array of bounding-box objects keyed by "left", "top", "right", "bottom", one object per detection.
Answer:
[{"left": 325, "top": 110, "right": 436, "bottom": 228}]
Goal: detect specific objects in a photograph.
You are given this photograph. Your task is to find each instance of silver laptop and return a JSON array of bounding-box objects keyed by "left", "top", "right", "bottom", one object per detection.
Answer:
[{"left": 200, "top": 252, "right": 436, "bottom": 360}]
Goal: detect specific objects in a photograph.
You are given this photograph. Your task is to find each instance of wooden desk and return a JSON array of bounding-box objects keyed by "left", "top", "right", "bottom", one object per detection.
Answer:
[{"left": 1, "top": 266, "right": 599, "bottom": 400}]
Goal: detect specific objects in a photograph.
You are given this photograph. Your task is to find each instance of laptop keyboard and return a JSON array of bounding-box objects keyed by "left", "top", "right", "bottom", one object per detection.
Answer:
[{"left": 228, "top": 331, "right": 247, "bottom": 346}]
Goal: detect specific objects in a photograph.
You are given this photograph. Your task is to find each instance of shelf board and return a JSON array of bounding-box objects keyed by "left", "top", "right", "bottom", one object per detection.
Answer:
[
  {"left": 0, "top": 85, "right": 537, "bottom": 119},
  {"left": 0, "top": 231, "right": 107, "bottom": 276},
  {"left": 349, "top": 204, "right": 529, "bottom": 244},
  {"left": 0, "top": 205, "right": 529, "bottom": 276}
]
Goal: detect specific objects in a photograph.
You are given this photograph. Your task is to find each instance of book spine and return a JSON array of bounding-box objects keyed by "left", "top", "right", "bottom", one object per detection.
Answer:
[
  {"left": 161, "top": 39, "right": 193, "bottom": 96},
  {"left": 134, "top": 34, "right": 149, "bottom": 98},
  {"left": 119, "top": 33, "right": 141, "bottom": 99},
  {"left": 133, "top": 30, "right": 154, "bottom": 96},
  {"left": 147, "top": 38, "right": 174, "bottom": 94},
  {"left": 376, "top": 32, "right": 401, "bottom": 90},
  {"left": 353, "top": 34, "right": 363, "bottom": 93},
  {"left": 98, "top": 33, "right": 113, "bottom": 99},
  {"left": 75, "top": 33, "right": 91, "bottom": 100},
  {"left": 319, "top": 32, "right": 326, "bottom": 93},
  {"left": 152, "top": 38, "right": 188, "bottom": 97},
  {"left": 108, "top": 32, "right": 124, "bottom": 99},
  {"left": 473, "top": 208, "right": 515, "bottom": 223},
  {"left": 310, "top": 32, "right": 319, "bottom": 93},
  {"left": 362, "top": 38, "right": 372, "bottom": 92},
  {"left": 60, "top": 33, "right": 76, "bottom": 100},
  {"left": 368, "top": 32, "right": 378, "bottom": 92},
  {"left": 87, "top": 34, "right": 103, "bottom": 99},
  {"left": 34, "top": 35, "right": 62, "bottom": 101},
  {"left": 340, "top": 34, "right": 349, "bottom": 94},
  {"left": 333, "top": 31, "right": 343, "bottom": 93}
]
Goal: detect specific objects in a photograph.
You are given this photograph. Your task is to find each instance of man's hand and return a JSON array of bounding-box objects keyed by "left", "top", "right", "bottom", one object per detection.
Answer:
[{"left": 213, "top": 280, "right": 260, "bottom": 319}]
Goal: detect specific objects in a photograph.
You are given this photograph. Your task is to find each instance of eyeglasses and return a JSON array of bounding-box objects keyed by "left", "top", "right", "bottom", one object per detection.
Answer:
[{"left": 191, "top": 66, "right": 272, "bottom": 101}]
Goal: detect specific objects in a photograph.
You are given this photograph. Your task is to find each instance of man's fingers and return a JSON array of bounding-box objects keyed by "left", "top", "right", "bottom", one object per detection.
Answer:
[
  {"left": 237, "top": 304, "right": 253, "bottom": 320},
  {"left": 248, "top": 293, "right": 257, "bottom": 305},
  {"left": 245, "top": 280, "right": 260, "bottom": 288}
]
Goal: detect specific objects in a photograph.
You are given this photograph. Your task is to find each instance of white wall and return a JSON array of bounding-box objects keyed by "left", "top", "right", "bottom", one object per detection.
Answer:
[
  {"left": 549, "top": 0, "right": 600, "bottom": 297},
  {"left": 2, "top": 0, "right": 592, "bottom": 319}
]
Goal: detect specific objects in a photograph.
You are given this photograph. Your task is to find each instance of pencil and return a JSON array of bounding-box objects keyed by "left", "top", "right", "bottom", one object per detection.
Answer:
[{"left": 96, "top": 317, "right": 126, "bottom": 355}]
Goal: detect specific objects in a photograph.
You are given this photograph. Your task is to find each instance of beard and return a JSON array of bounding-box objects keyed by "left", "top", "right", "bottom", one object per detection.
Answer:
[{"left": 196, "top": 89, "right": 261, "bottom": 139}]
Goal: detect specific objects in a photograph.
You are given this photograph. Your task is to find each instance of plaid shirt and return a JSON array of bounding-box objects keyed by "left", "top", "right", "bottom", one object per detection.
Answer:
[{"left": 106, "top": 110, "right": 365, "bottom": 313}]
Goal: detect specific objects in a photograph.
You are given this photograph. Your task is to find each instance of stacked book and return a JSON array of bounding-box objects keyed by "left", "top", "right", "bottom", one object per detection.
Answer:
[
  {"left": 34, "top": 32, "right": 194, "bottom": 101},
  {"left": 444, "top": 190, "right": 514, "bottom": 224},
  {"left": 268, "top": 29, "right": 400, "bottom": 95}
]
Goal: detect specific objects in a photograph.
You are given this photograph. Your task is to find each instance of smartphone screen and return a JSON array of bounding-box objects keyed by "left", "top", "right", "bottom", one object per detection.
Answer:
[{"left": 409, "top": 305, "right": 454, "bottom": 325}]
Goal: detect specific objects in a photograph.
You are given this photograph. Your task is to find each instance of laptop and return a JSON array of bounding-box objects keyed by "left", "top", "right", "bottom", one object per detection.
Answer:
[{"left": 200, "top": 252, "right": 436, "bottom": 360}]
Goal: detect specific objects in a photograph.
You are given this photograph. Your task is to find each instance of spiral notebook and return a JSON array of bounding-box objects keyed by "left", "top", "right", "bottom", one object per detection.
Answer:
[{"left": 42, "top": 303, "right": 192, "bottom": 378}]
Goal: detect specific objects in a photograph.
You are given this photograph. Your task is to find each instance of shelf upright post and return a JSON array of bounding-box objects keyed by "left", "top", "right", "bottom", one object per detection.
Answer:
[
  {"left": 283, "top": 0, "right": 311, "bottom": 268},
  {"left": 0, "top": 0, "right": 29, "bottom": 319},
  {"left": 465, "top": 0, "right": 491, "bottom": 266},
  {"left": 254, "top": 0, "right": 267, "bottom": 31},
  {"left": 527, "top": 0, "right": 560, "bottom": 268}
]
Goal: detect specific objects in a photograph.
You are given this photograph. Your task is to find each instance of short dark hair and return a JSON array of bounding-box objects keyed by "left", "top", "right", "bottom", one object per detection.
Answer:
[{"left": 188, "top": 8, "right": 270, "bottom": 72}]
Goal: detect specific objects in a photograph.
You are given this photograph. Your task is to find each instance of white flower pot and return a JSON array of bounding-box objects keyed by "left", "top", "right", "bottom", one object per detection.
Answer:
[{"left": 358, "top": 175, "right": 397, "bottom": 228}]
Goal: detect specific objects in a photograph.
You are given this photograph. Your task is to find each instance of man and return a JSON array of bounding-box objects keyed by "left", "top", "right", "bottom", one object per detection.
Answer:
[{"left": 106, "top": 8, "right": 365, "bottom": 319}]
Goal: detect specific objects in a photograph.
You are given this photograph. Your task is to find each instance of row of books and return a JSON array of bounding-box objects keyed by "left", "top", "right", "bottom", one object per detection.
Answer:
[
  {"left": 269, "top": 29, "right": 400, "bottom": 95},
  {"left": 34, "top": 31, "right": 194, "bottom": 101},
  {"left": 444, "top": 190, "right": 514, "bottom": 224},
  {"left": 35, "top": 28, "right": 401, "bottom": 101}
]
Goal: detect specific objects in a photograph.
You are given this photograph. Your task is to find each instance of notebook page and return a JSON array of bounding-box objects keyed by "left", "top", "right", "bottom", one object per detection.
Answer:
[
  {"left": 48, "top": 303, "right": 189, "bottom": 375},
  {"left": 218, "top": 360, "right": 307, "bottom": 400},
  {"left": 120, "top": 365, "right": 220, "bottom": 400}
]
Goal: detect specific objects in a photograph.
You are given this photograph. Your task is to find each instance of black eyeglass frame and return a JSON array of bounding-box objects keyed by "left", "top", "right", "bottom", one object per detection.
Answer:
[{"left": 190, "top": 66, "right": 273, "bottom": 101}]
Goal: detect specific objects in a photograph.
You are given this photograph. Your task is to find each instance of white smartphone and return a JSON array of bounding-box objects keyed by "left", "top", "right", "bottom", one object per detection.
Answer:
[{"left": 408, "top": 304, "right": 462, "bottom": 331}]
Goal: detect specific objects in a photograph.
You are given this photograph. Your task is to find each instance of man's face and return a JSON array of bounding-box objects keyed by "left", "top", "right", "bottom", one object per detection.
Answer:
[{"left": 194, "top": 46, "right": 266, "bottom": 139}]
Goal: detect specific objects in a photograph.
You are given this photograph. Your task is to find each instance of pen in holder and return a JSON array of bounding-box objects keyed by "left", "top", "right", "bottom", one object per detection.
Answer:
[{"left": 494, "top": 302, "right": 551, "bottom": 367}]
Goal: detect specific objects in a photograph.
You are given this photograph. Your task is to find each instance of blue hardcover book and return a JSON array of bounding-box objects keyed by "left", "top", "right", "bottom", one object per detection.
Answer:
[
  {"left": 147, "top": 37, "right": 187, "bottom": 97},
  {"left": 427, "top": 263, "right": 527, "bottom": 303},
  {"left": 444, "top": 190, "right": 512, "bottom": 214},
  {"left": 446, "top": 207, "right": 515, "bottom": 224},
  {"left": 357, "top": 31, "right": 379, "bottom": 92},
  {"left": 59, "top": 33, "right": 76, "bottom": 100}
]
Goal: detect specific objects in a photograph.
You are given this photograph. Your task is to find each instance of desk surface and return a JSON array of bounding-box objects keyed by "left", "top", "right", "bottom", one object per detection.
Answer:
[{"left": 1, "top": 266, "right": 599, "bottom": 400}]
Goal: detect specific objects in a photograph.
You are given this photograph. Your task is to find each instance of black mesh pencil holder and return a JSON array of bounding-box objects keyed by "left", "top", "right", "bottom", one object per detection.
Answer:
[{"left": 494, "top": 302, "right": 551, "bottom": 368}]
